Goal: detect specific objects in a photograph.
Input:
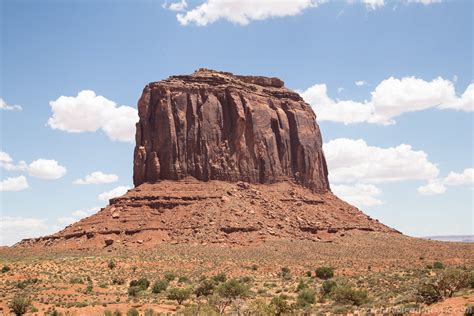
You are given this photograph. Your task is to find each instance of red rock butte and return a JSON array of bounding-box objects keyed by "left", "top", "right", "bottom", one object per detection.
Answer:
[
  {"left": 16, "top": 69, "right": 399, "bottom": 250},
  {"left": 133, "top": 68, "right": 330, "bottom": 192}
]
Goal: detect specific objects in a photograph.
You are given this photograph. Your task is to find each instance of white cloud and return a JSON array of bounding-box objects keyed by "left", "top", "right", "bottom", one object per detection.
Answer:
[
  {"left": 0, "top": 216, "right": 55, "bottom": 246},
  {"left": 300, "top": 84, "right": 373, "bottom": 124},
  {"left": 171, "top": 0, "right": 441, "bottom": 26},
  {"left": 332, "top": 183, "right": 383, "bottom": 207},
  {"left": 175, "top": 0, "right": 326, "bottom": 26},
  {"left": 163, "top": 0, "right": 188, "bottom": 11},
  {"left": 0, "top": 176, "right": 29, "bottom": 192},
  {"left": 0, "top": 98, "right": 22, "bottom": 111},
  {"left": 355, "top": 80, "right": 367, "bottom": 86},
  {"left": 417, "top": 180, "right": 446, "bottom": 195},
  {"left": 98, "top": 185, "right": 130, "bottom": 201},
  {"left": 73, "top": 171, "right": 118, "bottom": 185},
  {"left": 0, "top": 151, "right": 28, "bottom": 171},
  {"left": 444, "top": 168, "right": 474, "bottom": 186},
  {"left": 48, "top": 90, "right": 138, "bottom": 142},
  {"left": 324, "top": 138, "right": 439, "bottom": 184},
  {"left": 301, "top": 77, "right": 473, "bottom": 125},
  {"left": 28, "top": 159, "right": 67, "bottom": 180},
  {"left": 337, "top": 87, "right": 344, "bottom": 93},
  {"left": 418, "top": 168, "right": 474, "bottom": 195}
]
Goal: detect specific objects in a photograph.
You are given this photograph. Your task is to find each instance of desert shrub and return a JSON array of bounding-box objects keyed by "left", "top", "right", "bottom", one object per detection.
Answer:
[
  {"left": 271, "top": 295, "right": 293, "bottom": 315},
  {"left": 85, "top": 283, "right": 93, "bottom": 294},
  {"left": 167, "top": 287, "right": 192, "bottom": 305},
  {"left": 195, "top": 278, "right": 216, "bottom": 297},
  {"left": 144, "top": 309, "right": 156, "bottom": 316},
  {"left": 151, "top": 279, "right": 169, "bottom": 294},
  {"left": 321, "top": 280, "right": 337, "bottom": 296},
  {"left": 437, "top": 269, "right": 470, "bottom": 297},
  {"left": 305, "top": 271, "right": 312, "bottom": 277},
  {"left": 112, "top": 277, "right": 125, "bottom": 285},
  {"left": 104, "top": 311, "right": 113, "bottom": 316},
  {"left": 251, "top": 264, "right": 258, "bottom": 271},
  {"left": 215, "top": 279, "right": 250, "bottom": 313},
  {"left": 212, "top": 272, "right": 227, "bottom": 283},
  {"left": 113, "top": 310, "right": 122, "bottom": 316},
  {"left": 433, "top": 261, "right": 445, "bottom": 269},
  {"left": 70, "top": 276, "right": 84, "bottom": 284},
  {"left": 182, "top": 303, "right": 220, "bottom": 316},
  {"left": 465, "top": 304, "right": 474, "bottom": 316},
  {"left": 297, "top": 288, "right": 316, "bottom": 307},
  {"left": 469, "top": 271, "right": 474, "bottom": 288},
  {"left": 415, "top": 282, "right": 443, "bottom": 304},
  {"left": 126, "top": 308, "right": 139, "bottom": 316},
  {"left": 2, "top": 265, "right": 11, "bottom": 273},
  {"left": 315, "top": 267, "right": 334, "bottom": 280},
  {"left": 128, "top": 286, "right": 142, "bottom": 297},
  {"left": 178, "top": 276, "right": 190, "bottom": 284},
  {"left": 47, "top": 310, "right": 62, "bottom": 316},
  {"left": 296, "top": 280, "right": 308, "bottom": 292},
  {"left": 9, "top": 294, "right": 31, "bottom": 316},
  {"left": 129, "top": 278, "right": 150, "bottom": 290},
  {"left": 280, "top": 267, "right": 291, "bottom": 280},
  {"left": 164, "top": 272, "right": 177, "bottom": 282},
  {"left": 332, "top": 285, "right": 368, "bottom": 306},
  {"left": 108, "top": 259, "right": 116, "bottom": 270}
]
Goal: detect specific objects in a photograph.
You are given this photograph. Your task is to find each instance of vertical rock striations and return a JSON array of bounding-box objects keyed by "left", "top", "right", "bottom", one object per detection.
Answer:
[{"left": 133, "top": 69, "right": 330, "bottom": 192}]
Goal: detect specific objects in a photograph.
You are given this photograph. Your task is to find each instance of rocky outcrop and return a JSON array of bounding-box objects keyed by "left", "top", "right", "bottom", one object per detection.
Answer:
[{"left": 133, "top": 69, "right": 330, "bottom": 192}]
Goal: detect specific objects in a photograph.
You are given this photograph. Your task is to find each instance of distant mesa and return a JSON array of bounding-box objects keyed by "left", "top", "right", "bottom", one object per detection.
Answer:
[{"left": 16, "top": 69, "right": 399, "bottom": 250}]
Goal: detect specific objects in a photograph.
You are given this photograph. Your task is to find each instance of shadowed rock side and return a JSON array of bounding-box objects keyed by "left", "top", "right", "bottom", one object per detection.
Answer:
[{"left": 133, "top": 68, "right": 330, "bottom": 192}]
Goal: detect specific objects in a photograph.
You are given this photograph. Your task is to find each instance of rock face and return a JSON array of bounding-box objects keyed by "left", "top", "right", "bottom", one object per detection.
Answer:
[{"left": 133, "top": 69, "right": 330, "bottom": 192}]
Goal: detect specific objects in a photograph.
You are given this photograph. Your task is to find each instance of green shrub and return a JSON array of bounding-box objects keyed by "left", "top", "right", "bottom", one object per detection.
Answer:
[
  {"left": 297, "top": 288, "right": 316, "bottom": 307},
  {"left": 112, "top": 277, "right": 125, "bottom": 285},
  {"left": 321, "top": 280, "right": 337, "bottom": 296},
  {"left": 280, "top": 267, "right": 291, "bottom": 280},
  {"left": 151, "top": 279, "right": 169, "bottom": 294},
  {"left": 416, "top": 282, "right": 443, "bottom": 304},
  {"left": 126, "top": 308, "right": 139, "bottom": 316},
  {"left": 2, "top": 265, "right": 11, "bottom": 273},
  {"left": 128, "top": 286, "right": 142, "bottom": 297},
  {"left": 433, "top": 261, "right": 445, "bottom": 269},
  {"left": 212, "top": 272, "right": 227, "bottom": 283},
  {"left": 178, "top": 276, "right": 190, "bottom": 284},
  {"left": 215, "top": 279, "right": 250, "bottom": 313},
  {"left": 144, "top": 309, "right": 155, "bottom": 316},
  {"left": 305, "top": 271, "right": 312, "bottom": 277},
  {"left": 296, "top": 280, "right": 308, "bottom": 292},
  {"left": 129, "top": 278, "right": 150, "bottom": 290},
  {"left": 167, "top": 287, "right": 192, "bottom": 305},
  {"left": 195, "top": 278, "right": 216, "bottom": 297},
  {"left": 108, "top": 259, "right": 116, "bottom": 270},
  {"left": 104, "top": 310, "right": 113, "bottom": 316},
  {"left": 332, "top": 285, "right": 368, "bottom": 306},
  {"left": 270, "top": 295, "right": 293, "bottom": 315},
  {"left": 469, "top": 271, "right": 474, "bottom": 288},
  {"left": 113, "top": 310, "right": 122, "bottom": 316},
  {"left": 465, "top": 304, "right": 474, "bottom": 316},
  {"left": 437, "top": 269, "right": 470, "bottom": 297},
  {"left": 9, "top": 294, "right": 31, "bottom": 316},
  {"left": 315, "top": 267, "right": 334, "bottom": 280},
  {"left": 164, "top": 272, "right": 177, "bottom": 282}
]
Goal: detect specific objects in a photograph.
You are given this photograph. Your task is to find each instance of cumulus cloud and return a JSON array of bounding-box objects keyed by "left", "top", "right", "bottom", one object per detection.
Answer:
[
  {"left": 73, "top": 171, "right": 118, "bottom": 185},
  {"left": 324, "top": 138, "right": 439, "bottom": 184},
  {"left": 0, "top": 176, "right": 29, "bottom": 192},
  {"left": 301, "top": 77, "right": 473, "bottom": 125},
  {"left": 175, "top": 0, "right": 326, "bottom": 26},
  {"left": 0, "top": 216, "right": 55, "bottom": 246},
  {"left": 98, "top": 185, "right": 130, "bottom": 201},
  {"left": 418, "top": 168, "right": 474, "bottom": 195},
  {"left": 163, "top": 0, "right": 187, "bottom": 11},
  {"left": 170, "top": 0, "right": 441, "bottom": 26},
  {"left": 28, "top": 159, "right": 67, "bottom": 180},
  {"left": 48, "top": 90, "right": 138, "bottom": 142},
  {"left": 355, "top": 80, "right": 367, "bottom": 86},
  {"left": 0, "top": 151, "right": 27, "bottom": 171},
  {"left": 332, "top": 183, "right": 383, "bottom": 207},
  {"left": 0, "top": 98, "right": 22, "bottom": 111}
]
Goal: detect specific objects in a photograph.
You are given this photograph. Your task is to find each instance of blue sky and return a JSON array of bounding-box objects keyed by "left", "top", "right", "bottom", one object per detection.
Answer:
[{"left": 1, "top": 0, "right": 472, "bottom": 245}]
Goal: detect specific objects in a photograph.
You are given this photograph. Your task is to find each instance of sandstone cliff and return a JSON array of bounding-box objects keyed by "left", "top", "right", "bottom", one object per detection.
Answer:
[{"left": 133, "top": 69, "right": 330, "bottom": 192}]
